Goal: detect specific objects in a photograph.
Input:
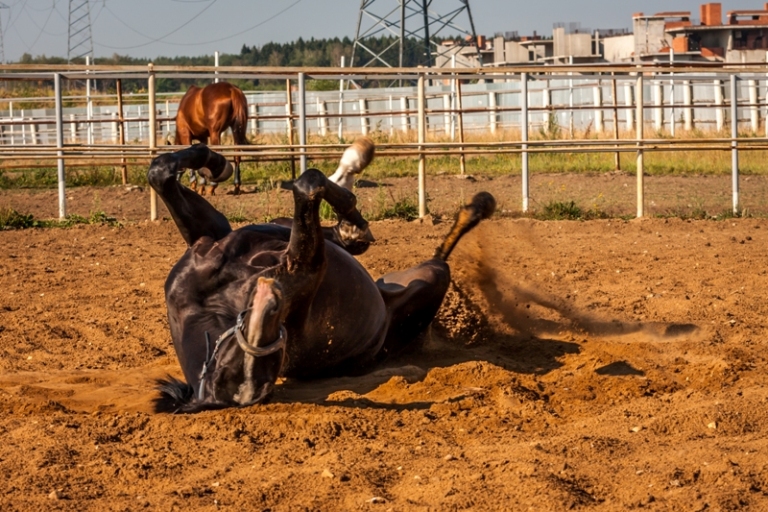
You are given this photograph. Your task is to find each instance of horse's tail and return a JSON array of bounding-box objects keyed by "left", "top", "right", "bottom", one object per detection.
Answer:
[
  {"left": 434, "top": 192, "right": 496, "bottom": 262},
  {"left": 230, "top": 86, "right": 249, "bottom": 145}
]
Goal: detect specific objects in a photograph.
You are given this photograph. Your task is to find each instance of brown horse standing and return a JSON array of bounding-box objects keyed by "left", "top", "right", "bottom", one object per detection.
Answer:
[{"left": 175, "top": 82, "right": 249, "bottom": 195}]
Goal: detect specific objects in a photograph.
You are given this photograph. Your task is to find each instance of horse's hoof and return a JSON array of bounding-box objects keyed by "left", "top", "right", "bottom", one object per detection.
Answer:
[
  {"left": 208, "top": 186, "right": 217, "bottom": 196},
  {"left": 233, "top": 184, "right": 241, "bottom": 196}
]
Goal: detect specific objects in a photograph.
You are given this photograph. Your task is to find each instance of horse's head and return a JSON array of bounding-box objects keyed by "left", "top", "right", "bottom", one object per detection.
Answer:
[{"left": 182, "top": 277, "right": 287, "bottom": 412}]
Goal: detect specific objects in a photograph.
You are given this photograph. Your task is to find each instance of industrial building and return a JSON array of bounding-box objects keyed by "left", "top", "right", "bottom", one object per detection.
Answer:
[{"left": 435, "top": 2, "right": 768, "bottom": 66}]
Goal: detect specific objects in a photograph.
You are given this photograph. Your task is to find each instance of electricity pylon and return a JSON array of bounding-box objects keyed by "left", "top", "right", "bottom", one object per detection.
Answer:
[
  {"left": 351, "top": 0, "right": 481, "bottom": 68},
  {"left": 68, "top": 0, "right": 93, "bottom": 63}
]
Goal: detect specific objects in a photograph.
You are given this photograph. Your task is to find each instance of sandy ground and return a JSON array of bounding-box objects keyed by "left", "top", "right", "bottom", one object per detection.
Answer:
[{"left": 1, "top": 180, "right": 768, "bottom": 510}]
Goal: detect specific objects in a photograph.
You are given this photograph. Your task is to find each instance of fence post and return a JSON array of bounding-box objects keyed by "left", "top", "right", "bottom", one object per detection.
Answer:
[
  {"left": 86, "top": 55, "right": 93, "bottom": 145},
  {"left": 54, "top": 73, "right": 66, "bottom": 219},
  {"left": 714, "top": 80, "right": 724, "bottom": 132},
  {"left": 669, "top": 49, "right": 675, "bottom": 138},
  {"left": 456, "top": 77, "right": 466, "bottom": 175},
  {"left": 29, "top": 117, "right": 37, "bottom": 145},
  {"left": 111, "top": 112, "right": 118, "bottom": 143},
  {"left": 359, "top": 98, "right": 368, "bottom": 136},
  {"left": 389, "top": 95, "right": 395, "bottom": 135},
  {"left": 683, "top": 80, "right": 693, "bottom": 131},
  {"left": 749, "top": 79, "right": 758, "bottom": 133},
  {"left": 138, "top": 105, "right": 143, "bottom": 141},
  {"left": 521, "top": 72, "right": 529, "bottom": 213},
  {"left": 418, "top": 74, "right": 427, "bottom": 218},
  {"left": 286, "top": 80, "right": 296, "bottom": 179},
  {"left": 9, "top": 101, "right": 13, "bottom": 145},
  {"left": 116, "top": 79, "right": 127, "bottom": 185},
  {"left": 165, "top": 99, "right": 171, "bottom": 135},
  {"left": 594, "top": 83, "right": 604, "bottom": 134},
  {"left": 442, "top": 94, "right": 450, "bottom": 134},
  {"left": 400, "top": 96, "right": 409, "bottom": 132},
  {"left": 624, "top": 82, "right": 634, "bottom": 130},
  {"left": 653, "top": 79, "right": 663, "bottom": 132},
  {"left": 568, "top": 56, "right": 574, "bottom": 137},
  {"left": 611, "top": 74, "right": 620, "bottom": 170},
  {"left": 298, "top": 72, "right": 307, "bottom": 174},
  {"left": 636, "top": 73, "right": 644, "bottom": 218},
  {"left": 148, "top": 64, "right": 158, "bottom": 221},
  {"left": 317, "top": 99, "right": 328, "bottom": 137},
  {"left": 338, "top": 56, "right": 345, "bottom": 141},
  {"left": 69, "top": 113, "right": 76, "bottom": 142},
  {"left": 450, "top": 61, "right": 457, "bottom": 140},
  {"left": 489, "top": 91, "right": 497, "bottom": 134},
  {"left": 731, "top": 74, "right": 740, "bottom": 214},
  {"left": 249, "top": 103, "right": 257, "bottom": 136},
  {"left": 214, "top": 51, "right": 220, "bottom": 84}
]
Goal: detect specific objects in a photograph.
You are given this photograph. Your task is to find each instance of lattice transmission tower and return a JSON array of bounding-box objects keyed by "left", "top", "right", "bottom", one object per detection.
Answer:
[
  {"left": 0, "top": 2, "right": 9, "bottom": 64},
  {"left": 68, "top": 0, "right": 93, "bottom": 63},
  {"left": 351, "top": 0, "right": 481, "bottom": 69}
]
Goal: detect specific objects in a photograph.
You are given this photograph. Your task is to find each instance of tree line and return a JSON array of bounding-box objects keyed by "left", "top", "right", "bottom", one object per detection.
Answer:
[{"left": 13, "top": 35, "right": 447, "bottom": 93}]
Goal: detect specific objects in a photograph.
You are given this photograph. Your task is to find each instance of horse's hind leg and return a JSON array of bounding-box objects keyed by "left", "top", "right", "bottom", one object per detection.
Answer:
[
  {"left": 147, "top": 145, "right": 233, "bottom": 246},
  {"left": 376, "top": 192, "right": 496, "bottom": 359}
]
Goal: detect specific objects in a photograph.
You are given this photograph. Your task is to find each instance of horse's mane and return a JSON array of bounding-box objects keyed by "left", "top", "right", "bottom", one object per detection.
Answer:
[{"left": 153, "top": 376, "right": 195, "bottom": 413}]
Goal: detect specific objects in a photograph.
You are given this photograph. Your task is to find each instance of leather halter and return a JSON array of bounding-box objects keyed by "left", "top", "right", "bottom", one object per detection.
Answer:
[{"left": 197, "top": 309, "right": 287, "bottom": 401}]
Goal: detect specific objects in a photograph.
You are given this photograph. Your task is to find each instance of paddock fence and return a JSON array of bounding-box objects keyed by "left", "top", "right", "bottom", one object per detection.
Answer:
[{"left": 1, "top": 62, "right": 768, "bottom": 220}]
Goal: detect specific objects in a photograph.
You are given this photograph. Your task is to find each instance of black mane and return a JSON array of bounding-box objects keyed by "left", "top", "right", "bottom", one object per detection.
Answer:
[{"left": 153, "top": 376, "right": 195, "bottom": 413}]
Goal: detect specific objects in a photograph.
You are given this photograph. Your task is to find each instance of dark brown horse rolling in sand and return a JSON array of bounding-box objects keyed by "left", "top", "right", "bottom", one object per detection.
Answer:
[
  {"left": 148, "top": 144, "right": 496, "bottom": 413},
  {"left": 174, "top": 82, "right": 248, "bottom": 195}
]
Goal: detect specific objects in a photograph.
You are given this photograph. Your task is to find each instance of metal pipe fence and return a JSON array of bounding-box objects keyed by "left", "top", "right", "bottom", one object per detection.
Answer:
[{"left": 2, "top": 62, "right": 768, "bottom": 219}]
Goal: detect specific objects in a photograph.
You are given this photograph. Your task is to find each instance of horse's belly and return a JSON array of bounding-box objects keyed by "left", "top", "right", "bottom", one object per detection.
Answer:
[{"left": 287, "top": 247, "right": 387, "bottom": 374}]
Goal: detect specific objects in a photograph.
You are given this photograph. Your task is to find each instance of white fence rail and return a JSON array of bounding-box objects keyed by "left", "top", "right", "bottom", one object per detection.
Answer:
[
  {"left": 3, "top": 74, "right": 768, "bottom": 145},
  {"left": 1, "top": 62, "right": 768, "bottom": 221}
]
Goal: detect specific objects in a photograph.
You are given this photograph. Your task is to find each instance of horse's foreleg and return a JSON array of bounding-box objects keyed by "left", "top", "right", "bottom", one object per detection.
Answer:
[
  {"left": 285, "top": 169, "right": 367, "bottom": 272},
  {"left": 147, "top": 145, "right": 232, "bottom": 246},
  {"left": 233, "top": 156, "right": 242, "bottom": 196}
]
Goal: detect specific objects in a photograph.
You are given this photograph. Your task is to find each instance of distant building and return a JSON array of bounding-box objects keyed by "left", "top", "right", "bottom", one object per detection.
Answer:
[{"left": 436, "top": 2, "right": 768, "bottom": 67}]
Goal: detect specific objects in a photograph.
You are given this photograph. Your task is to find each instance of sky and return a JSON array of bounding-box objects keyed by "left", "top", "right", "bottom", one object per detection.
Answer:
[{"left": 0, "top": 0, "right": 754, "bottom": 63}]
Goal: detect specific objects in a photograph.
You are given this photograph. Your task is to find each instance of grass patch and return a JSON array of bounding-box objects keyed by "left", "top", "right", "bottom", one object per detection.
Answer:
[
  {"left": 538, "top": 200, "right": 582, "bottom": 220},
  {"left": 0, "top": 208, "right": 121, "bottom": 230},
  {"left": 533, "top": 200, "right": 610, "bottom": 221},
  {"left": 375, "top": 195, "right": 420, "bottom": 221}
]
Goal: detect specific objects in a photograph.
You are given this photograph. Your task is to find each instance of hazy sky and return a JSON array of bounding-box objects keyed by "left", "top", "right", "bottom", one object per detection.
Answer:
[{"left": 0, "top": 0, "right": 750, "bottom": 62}]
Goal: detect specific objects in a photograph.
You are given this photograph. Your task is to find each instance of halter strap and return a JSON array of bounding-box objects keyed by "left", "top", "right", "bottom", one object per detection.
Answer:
[{"left": 197, "top": 308, "right": 286, "bottom": 401}]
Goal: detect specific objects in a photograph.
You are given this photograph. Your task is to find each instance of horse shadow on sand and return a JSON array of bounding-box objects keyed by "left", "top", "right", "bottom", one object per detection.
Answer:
[{"left": 272, "top": 263, "right": 699, "bottom": 411}]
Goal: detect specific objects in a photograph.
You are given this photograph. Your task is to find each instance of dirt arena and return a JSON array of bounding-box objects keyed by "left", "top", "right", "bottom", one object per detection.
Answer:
[{"left": 2, "top": 177, "right": 768, "bottom": 511}]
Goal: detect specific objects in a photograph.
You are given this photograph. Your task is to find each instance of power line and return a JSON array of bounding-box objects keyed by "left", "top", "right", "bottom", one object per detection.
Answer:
[
  {"left": 94, "top": 0, "right": 218, "bottom": 50},
  {"left": 25, "top": 0, "right": 55, "bottom": 49},
  {"left": 94, "top": 0, "right": 304, "bottom": 50}
]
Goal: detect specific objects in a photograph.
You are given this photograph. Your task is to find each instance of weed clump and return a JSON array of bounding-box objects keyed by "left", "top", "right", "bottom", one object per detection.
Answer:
[{"left": 0, "top": 208, "right": 120, "bottom": 230}]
